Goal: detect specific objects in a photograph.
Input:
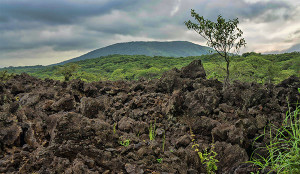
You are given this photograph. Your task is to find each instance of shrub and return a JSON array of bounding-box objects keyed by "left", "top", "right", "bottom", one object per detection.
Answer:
[
  {"left": 57, "top": 64, "right": 79, "bottom": 81},
  {"left": 0, "top": 70, "right": 14, "bottom": 82}
]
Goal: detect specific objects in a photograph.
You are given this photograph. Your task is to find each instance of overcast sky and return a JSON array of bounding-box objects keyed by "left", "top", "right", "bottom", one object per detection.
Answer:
[{"left": 1, "top": 0, "right": 300, "bottom": 67}]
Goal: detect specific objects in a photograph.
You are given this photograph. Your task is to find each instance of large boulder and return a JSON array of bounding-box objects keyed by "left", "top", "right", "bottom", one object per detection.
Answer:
[
  {"left": 156, "top": 68, "right": 181, "bottom": 93},
  {"left": 80, "top": 97, "right": 104, "bottom": 118},
  {"left": 190, "top": 116, "right": 220, "bottom": 135},
  {"left": 156, "top": 60, "right": 206, "bottom": 94},
  {"left": 184, "top": 87, "right": 221, "bottom": 116},
  {"left": 118, "top": 116, "right": 135, "bottom": 132},
  {"left": 19, "top": 93, "right": 41, "bottom": 107},
  {"left": 180, "top": 59, "right": 206, "bottom": 79},
  {"left": 214, "top": 141, "right": 249, "bottom": 174},
  {"left": 51, "top": 95, "right": 76, "bottom": 112}
]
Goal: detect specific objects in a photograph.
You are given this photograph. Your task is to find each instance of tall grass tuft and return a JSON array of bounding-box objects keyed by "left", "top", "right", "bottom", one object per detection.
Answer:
[
  {"left": 249, "top": 95, "right": 300, "bottom": 173},
  {"left": 149, "top": 120, "right": 156, "bottom": 141}
]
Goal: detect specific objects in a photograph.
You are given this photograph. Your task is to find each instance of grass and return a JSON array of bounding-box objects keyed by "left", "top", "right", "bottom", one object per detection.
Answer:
[
  {"left": 113, "top": 123, "right": 117, "bottom": 134},
  {"left": 149, "top": 120, "right": 156, "bottom": 141},
  {"left": 248, "top": 90, "right": 300, "bottom": 173}
]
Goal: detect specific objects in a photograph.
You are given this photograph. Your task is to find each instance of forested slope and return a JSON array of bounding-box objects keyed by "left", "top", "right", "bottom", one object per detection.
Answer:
[{"left": 1, "top": 52, "right": 299, "bottom": 84}]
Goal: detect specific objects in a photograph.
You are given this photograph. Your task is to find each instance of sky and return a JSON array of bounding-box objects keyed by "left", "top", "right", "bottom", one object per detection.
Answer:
[{"left": 1, "top": 0, "right": 300, "bottom": 67}]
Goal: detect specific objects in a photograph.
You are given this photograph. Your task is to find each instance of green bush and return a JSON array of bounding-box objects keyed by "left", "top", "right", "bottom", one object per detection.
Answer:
[
  {"left": 0, "top": 71, "right": 14, "bottom": 82},
  {"left": 56, "top": 64, "right": 79, "bottom": 81}
]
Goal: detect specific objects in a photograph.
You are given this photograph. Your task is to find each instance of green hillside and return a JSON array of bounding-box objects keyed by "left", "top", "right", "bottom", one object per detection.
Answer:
[
  {"left": 55, "top": 41, "right": 214, "bottom": 65},
  {"left": 1, "top": 52, "right": 299, "bottom": 84}
]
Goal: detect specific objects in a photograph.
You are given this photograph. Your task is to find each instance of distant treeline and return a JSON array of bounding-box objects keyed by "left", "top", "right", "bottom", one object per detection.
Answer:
[{"left": 1, "top": 52, "right": 299, "bottom": 84}]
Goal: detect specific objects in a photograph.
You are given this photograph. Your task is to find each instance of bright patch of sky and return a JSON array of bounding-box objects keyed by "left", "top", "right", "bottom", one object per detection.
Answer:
[{"left": 170, "top": 0, "right": 181, "bottom": 16}]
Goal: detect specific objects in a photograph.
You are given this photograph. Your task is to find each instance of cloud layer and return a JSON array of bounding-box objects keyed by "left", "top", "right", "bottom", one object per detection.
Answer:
[{"left": 1, "top": 0, "right": 300, "bottom": 67}]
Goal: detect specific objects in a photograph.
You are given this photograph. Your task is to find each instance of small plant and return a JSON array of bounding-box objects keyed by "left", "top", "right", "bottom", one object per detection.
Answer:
[
  {"left": 157, "top": 158, "right": 163, "bottom": 164},
  {"left": 200, "top": 144, "right": 219, "bottom": 174},
  {"left": 119, "top": 138, "right": 130, "bottom": 147},
  {"left": 149, "top": 120, "right": 156, "bottom": 141},
  {"left": 190, "top": 128, "right": 219, "bottom": 174},
  {"left": 113, "top": 123, "right": 117, "bottom": 134},
  {"left": 248, "top": 93, "right": 300, "bottom": 173},
  {"left": 136, "top": 131, "right": 140, "bottom": 137}
]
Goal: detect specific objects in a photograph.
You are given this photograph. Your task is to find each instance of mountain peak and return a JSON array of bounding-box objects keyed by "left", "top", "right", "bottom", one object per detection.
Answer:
[{"left": 55, "top": 41, "right": 214, "bottom": 65}]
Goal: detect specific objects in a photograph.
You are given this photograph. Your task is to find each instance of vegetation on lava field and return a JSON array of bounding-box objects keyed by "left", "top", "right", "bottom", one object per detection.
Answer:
[{"left": 1, "top": 52, "right": 299, "bottom": 84}]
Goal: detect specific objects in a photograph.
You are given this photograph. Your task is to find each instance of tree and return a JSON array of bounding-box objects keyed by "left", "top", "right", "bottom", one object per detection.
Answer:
[
  {"left": 57, "top": 64, "right": 79, "bottom": 81},
  {"left": 264, "top": 62, "right": 280, "bottom": 83},
  {"left": 185, "top": 9, "right": 246, "bottom": 86},
  {"left": 242, "top": 52, "right": 261, "bottom": 57}
]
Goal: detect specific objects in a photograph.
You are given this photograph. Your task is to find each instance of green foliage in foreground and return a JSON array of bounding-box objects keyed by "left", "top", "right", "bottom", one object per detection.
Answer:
[
  {"left": 149, "top": 120, "right": 156, "bottom": 141},
  {"left": 0, "top": 52, "right": 299, "bottom": 84},
  {"left": 249, "top": 93, "right": 300, "bottom": 173},
  {"left": 0, "top": 70, "right": 15, "bottom": 82}
]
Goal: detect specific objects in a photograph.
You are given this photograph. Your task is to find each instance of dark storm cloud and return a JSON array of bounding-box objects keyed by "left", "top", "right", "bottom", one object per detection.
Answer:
[
  {"left": 0, "top": 0, "right": 142, "bottom": 52},
  {"left": 284, "top": 43, "right": 300, "bottom": 52},
  {"left": 0, "top": 0, "right": 140, "bottom": 26},
  {"left": 239, "top": 1, "right": 291, "bottom": 21},
  {"left": 0, "top": 0, "right": 300, "bottom": 66},
  {"left": 180, "top": 0, "right": 292, "bottom": 23}
]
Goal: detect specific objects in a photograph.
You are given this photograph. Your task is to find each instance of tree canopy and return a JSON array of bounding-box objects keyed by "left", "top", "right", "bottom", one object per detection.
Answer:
[{"left": 185, "top": 9, "right": 246, "bottom": 85}]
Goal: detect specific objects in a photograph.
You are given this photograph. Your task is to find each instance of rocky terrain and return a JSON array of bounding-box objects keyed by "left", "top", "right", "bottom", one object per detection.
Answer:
[{"left": 0, "top": 60, "right": 299, "bottom": 174}]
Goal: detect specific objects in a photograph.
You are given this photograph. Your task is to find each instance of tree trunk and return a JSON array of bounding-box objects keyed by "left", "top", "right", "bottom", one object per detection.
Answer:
[{"left": 224, "top": 54, "right": 230, "bottom": 87}]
